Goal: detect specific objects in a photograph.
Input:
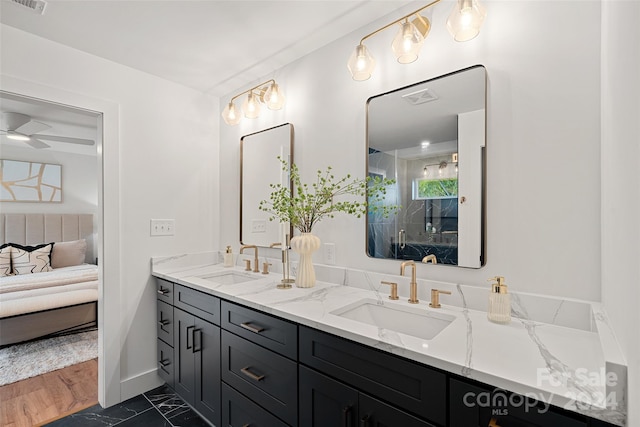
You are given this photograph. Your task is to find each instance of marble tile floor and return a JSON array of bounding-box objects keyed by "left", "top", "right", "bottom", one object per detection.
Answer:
[{"left": 45, "top": 384, "right": 209, "bottom": 427}]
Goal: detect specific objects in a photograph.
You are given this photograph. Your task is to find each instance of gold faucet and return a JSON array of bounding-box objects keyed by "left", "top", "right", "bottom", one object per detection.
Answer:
[
  {"left": 422, "top": 254, "right": 437, "bottom": 264},
  {"left": 400, "top": 260, "right": 420, "bottom": 304},
  {"left": 240, "top": 244, "right": 259, "bottom": 273}
]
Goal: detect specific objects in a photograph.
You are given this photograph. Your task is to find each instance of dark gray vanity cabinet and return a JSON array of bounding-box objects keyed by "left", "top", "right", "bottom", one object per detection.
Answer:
[
  {"left": 156, "top": 279, "right": 175, "bottom": 387},
  {"left": 156, "top": 281, "right": 222, "bottom": 426},
  {"left": 299, "top": 365, "right": 435, "bottom": 427},
  {"left": 449, "top": 377, "right": 588, "bottom": 427},
  {"left": 299, "top": 325, "right": 446, "bottom": 426},
  {"left": 221, "top": 300, "right": 299, "bottom": 426}
]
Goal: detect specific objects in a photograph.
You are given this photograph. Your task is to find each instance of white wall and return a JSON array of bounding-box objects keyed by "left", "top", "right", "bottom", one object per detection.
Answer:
[
  {"left": 220, "top": 1, "right": 603, "bottom": 301},
  {"left": 1, "top": 24, "right": 219, "bottom": 401},
  {"left": 601, "top": 1, "right": 640, "bottom": 425},
  {"left": 0, "top": 145, "right": 98, "bottom": 215}
]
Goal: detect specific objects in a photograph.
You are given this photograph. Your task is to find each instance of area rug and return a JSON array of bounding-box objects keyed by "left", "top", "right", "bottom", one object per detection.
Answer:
[{"left": 0, "top": 330, "right": 98, "bottom": 386}]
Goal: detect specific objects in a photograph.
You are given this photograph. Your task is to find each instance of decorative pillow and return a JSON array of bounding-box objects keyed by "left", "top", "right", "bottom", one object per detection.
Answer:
[
  {"left": 0, "top": 243, "right": 12, "bottom": 277},
  {"left": 51, "top": 239, "right": 87, "bottom": 269},
  {"left": 10, "top": 243, "right": 54, "bottom": 275}
]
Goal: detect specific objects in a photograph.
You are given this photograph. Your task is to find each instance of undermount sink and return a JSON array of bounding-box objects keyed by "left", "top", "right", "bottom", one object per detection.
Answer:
[
  {"left": 331, "top": 298, "right": 455, "bottom": 340},
  {"left": 197, "top": 270, "right": 259, "bottom": 285}
]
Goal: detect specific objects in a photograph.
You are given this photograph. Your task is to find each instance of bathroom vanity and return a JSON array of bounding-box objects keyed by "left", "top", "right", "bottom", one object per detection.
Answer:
[{"left": 152, "top": 253, "right": 625, "bottom": 427}]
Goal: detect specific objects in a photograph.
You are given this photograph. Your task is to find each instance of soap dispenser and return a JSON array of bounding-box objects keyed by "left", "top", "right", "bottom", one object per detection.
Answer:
[
  {"left": 223, "top": 246, "right": 234, "bottom": 267},
  {"left": 487, "top": 276, "right": 511, "bottom": 324}
]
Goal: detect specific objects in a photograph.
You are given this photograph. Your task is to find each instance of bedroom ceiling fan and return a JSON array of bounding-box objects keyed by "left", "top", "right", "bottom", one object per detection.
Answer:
[{"left": 0, "top": 112, "right": 95, "bottom": 149}]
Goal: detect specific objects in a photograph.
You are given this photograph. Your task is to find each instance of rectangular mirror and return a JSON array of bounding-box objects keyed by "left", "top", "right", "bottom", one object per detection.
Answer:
[
  {"left": 240, "top": 123, "right": 294, "bottom": 247},
  {"left": 366, "top": 65, "right": 486, "bottom": 268}
]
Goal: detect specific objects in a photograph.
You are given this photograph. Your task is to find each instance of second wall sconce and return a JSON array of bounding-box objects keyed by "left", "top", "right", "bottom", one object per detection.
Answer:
[
  {"left": 347, "top": 0, "right": 487, "bottom": 81},
  {"left": 222, "top": 79, "right": 286, "bottom": 126}
]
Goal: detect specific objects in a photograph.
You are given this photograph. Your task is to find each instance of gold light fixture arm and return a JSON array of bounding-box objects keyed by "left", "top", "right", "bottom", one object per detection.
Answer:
[
  {"left": 230, "top": 79, "right": 276, "bottom": 104},
  {"left": 359, "top": 0, "right": 442, "bottom": 44}
]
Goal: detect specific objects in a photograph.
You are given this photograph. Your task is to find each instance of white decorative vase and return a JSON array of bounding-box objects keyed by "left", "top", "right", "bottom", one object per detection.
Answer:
[{"left": 289, "top": 233, "right": 321, "bottom": 288}]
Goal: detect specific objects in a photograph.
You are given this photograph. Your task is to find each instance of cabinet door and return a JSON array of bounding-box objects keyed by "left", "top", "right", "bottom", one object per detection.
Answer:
[
  {"left": 299, "top": 365, "right": 358, "bottom": 427},
  {"left": 174, "top": 308, "right": 196, "bottom": 403},
  {"left": 359, "top": 394, "right": 436, "bottom": 427},
  {"left": 193, "top": 315, "right": 221, "bottom": 426}
]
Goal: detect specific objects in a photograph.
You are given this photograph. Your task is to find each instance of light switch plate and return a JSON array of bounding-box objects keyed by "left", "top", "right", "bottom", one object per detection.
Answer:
[{"left": 150, "top": 219, "right": 175, "bottom": 236}]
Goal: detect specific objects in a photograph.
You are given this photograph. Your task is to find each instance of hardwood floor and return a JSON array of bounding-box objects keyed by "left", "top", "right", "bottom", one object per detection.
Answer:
[{"left": 0, "top": 359, "right": 98, "bottom": 427}]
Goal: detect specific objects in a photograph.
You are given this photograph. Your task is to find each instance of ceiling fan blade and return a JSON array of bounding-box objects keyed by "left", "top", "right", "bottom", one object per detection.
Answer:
[
  {"left": 35, "top": 134, "right": 95, "bottom": 146},
  {"left": 24, "top": 138, "right": 51, "bottom": 149},
  {"left": 15, "top": 120, "right": 51, "bottom": 136},
  {"left": 1, "top": 112, "right": 31, "bottom": 132}
]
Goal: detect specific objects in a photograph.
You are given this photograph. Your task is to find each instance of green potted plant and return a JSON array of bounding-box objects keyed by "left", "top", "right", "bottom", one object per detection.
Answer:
[{"left": 259, "top": 157, "right": 398, "bottom": 287}]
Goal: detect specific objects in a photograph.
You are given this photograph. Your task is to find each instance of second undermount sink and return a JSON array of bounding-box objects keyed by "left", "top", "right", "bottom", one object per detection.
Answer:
[
  {"left": 331, "top": 298, "right": 455, "bottom": 340},
  {"left": 197, "top": 270, "right": 259, "bottom": 285}
]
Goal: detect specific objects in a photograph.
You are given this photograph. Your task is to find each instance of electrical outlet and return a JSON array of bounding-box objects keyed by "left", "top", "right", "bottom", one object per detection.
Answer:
[
  {"left": 324, "top": 243, "right": 336, "bottom": 265},
  {"left": 251, "top": 219, "right": 267, "bottom": 233},
  {"left": 150, "top": 219, "right": 175, "bottom": 236}
]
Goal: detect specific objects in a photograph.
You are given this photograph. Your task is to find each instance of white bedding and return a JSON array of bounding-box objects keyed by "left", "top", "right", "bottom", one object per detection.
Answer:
[{"left": 0, "top": 264, "right": 98, "bottom": 318}]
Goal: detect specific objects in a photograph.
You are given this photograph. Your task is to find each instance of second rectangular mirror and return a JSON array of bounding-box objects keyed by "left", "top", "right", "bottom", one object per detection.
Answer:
[
  {"left": 240, "top": 123, "right": 293, "bottom": 247},
  {"left": 367, "top": 65, "right": 486, "bottom": 268}
]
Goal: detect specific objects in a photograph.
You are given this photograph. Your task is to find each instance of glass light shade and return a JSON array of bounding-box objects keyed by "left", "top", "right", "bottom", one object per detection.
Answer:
[
  {"left": 347, "top": 44, "right": 376, "bottom": 81},
  {"left": 221, "top": 102, "right": 241, "bottom": 125},
  {"left": 242, "top": 92, "right": 261, "bottom": 119},
  {"left": 264, "top": 82, "right": 286, "bottom": 110},
  {"left": 447, "top": 0, "right": 487, "bottom": 42},
  {"left": 391, "top": 21, "right": 425, "bottom": 64}
]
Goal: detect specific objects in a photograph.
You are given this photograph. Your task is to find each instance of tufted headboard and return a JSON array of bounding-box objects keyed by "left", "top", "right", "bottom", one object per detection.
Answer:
[{"left": 0, "top": 213, "right": 95, "bottom": 264}]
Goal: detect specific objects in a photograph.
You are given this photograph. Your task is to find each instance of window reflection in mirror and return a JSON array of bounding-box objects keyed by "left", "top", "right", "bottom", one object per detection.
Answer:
[
  {"left": 240, "top": 123, "right": 293, "bottom": 247},
  {"left": 366, "top": 65, "right": 485, "bottom": 268}
]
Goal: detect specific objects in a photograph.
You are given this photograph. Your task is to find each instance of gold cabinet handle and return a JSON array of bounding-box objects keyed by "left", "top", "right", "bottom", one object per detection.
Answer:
[
  {"left": 240, "top": 366, "right": 265, "bottom": 382},
  {"left": 240, "top": 322, "right": 265, "bottom": 333},
  {"left": 157, "top": 288, "right": 169, "bottom": 295}
]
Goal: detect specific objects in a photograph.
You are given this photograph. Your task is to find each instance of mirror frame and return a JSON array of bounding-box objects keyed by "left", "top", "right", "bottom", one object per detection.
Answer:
[
  {"left": 240, "top": 123, "right": 294, "bottom": 248},
  {"left": 365, "top": 65, "right": 486, "bottom": 268}
]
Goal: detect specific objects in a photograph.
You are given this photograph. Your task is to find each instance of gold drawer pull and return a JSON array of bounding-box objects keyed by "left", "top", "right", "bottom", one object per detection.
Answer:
[
  {"left": 240, "top": 322, "right": 264, "bottom": 334},
  {"left": 240, "top": 366, "right": 265, "bottom": 382},
  {"left": 157, "top": 288, "right": 170, "bottom": 295}
]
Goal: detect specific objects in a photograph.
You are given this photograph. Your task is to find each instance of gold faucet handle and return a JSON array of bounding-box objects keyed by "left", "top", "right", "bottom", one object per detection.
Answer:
[
  {"left": 429, "top": 289, "right": 452, "bottom": 308},
  {"left": 380, "top": 281, "right": 399, "bottom": 300},
  {"left": 244, "top": 259, "right": 252, "bottom": 271},
  {"left": 262, "top": 262, "right": 272, "bottom": 275}
]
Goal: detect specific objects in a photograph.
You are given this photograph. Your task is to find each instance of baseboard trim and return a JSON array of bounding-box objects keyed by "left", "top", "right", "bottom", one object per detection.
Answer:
[{"left": 120, "top": 368, "right": 163, "bottom": 402}]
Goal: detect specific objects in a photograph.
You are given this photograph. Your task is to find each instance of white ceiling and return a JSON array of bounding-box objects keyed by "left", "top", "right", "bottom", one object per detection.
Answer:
[
  {"left": 0, "top": 0, "right": 421, "bottom": 155},
  {"left": 1, "top": 0, "right": 417, "bottom": 97}
]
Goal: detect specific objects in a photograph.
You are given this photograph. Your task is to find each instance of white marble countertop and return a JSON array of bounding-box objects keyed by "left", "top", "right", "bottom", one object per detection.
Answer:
[{"left": 151, "top": 252, "right": 626, "bottom": 426}]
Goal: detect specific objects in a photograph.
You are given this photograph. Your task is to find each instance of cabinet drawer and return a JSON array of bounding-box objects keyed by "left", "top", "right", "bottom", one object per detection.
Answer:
[
  {"left": 222, "top": 330, "right": 297, "bottom": 426},
  {"left": 157, "top": 300, "right": 173, "bottom": 345},
  {"left": 299, "top": 326, "right": 446, "bottom": 425},
  {"left": 174, "top": 284, "right": 220, "bottom": 325},
  {"left": 156, "top": 278, "right": 174, "bottom": 304},
  {"left": 222, "top": 300, "right": 297, "bottom": 359},
  {"left": 157, "top": 338, "right": 174, "bottom": 387},
  {"left": 222, "top": 382, "right": 289, "bottom": 427}
]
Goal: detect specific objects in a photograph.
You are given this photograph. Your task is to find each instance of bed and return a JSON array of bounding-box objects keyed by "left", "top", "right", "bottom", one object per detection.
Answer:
[{"left": 0, "top": 213, "right": 98, "bottom": 346}]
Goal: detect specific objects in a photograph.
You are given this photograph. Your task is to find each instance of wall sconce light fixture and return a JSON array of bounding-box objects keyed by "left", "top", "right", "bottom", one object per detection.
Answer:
[
  {"left": 221, "top": 79, "right": 286, "bottom": 126},
  {"left": 347, "top": 0, "right": 487, "bottom": 81}
]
